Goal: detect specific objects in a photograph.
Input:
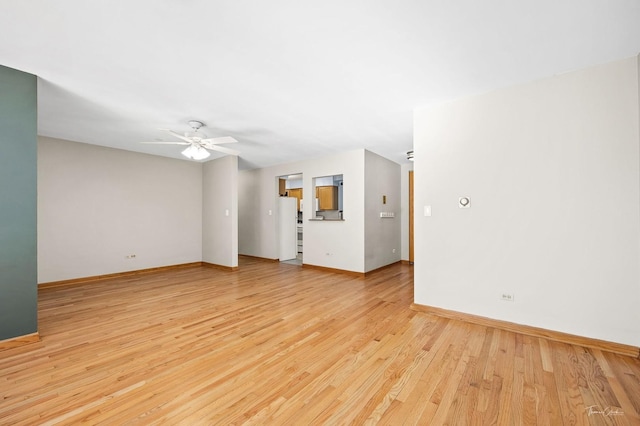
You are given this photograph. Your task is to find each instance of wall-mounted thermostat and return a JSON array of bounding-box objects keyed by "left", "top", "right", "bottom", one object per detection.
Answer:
[{"left": 459, "top": 197, "right": 470, "bottom": 208}]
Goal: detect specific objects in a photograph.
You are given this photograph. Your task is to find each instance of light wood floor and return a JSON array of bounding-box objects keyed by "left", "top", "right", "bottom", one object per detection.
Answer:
[{"left": 1, "top": 258, "right": 639, "bottom": 425}]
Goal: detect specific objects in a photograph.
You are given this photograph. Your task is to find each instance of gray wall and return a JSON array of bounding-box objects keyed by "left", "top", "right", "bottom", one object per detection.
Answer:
[
  {"left": 0, "top": 65, "right": 37, "bottom": 340},
  {"left": 364, "top": 150, "right": 401, "bottom": 271}
]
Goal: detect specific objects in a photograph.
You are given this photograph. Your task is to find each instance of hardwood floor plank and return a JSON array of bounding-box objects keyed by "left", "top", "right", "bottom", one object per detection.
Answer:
[
  {"left": 551, "top": 341, "right": 590, "bottom": 426},
  {"left": 1, "top": 259, "right": 639, "bottom": 424},
  {"left": 591, "top": 350, "right": 640, "bottom": 424},
  {"left": 476, "top": 328, "right": 499, "bottom": 416},
  {"left": 494, "top": 329, "right": 517, "bottom": 425},
  {"left": 442, "top": 325, "right": 486, "bottom": 425},
  {"left": 410, "top": 323, "right": 474, "bottom": 424}
]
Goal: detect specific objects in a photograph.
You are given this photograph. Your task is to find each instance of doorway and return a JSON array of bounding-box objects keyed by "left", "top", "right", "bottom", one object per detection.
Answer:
[{"left": 278, "top": 174, "right": 303, "bottom": 265}]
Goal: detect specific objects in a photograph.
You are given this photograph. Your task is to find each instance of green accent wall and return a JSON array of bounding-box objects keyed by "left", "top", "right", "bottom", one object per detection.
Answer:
[{"left": 0, "top": 65, "right": 37, "bottom": 340}]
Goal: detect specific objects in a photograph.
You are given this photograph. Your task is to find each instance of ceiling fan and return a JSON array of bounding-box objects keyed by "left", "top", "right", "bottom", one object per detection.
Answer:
[{"left": 142, "top": 120, "right": 239, "bottom": 160}]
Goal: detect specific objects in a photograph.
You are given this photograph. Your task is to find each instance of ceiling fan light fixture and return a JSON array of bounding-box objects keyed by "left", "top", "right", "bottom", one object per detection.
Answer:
[{"left": 181, "top": 144, "right": 210, "bottom": 160}]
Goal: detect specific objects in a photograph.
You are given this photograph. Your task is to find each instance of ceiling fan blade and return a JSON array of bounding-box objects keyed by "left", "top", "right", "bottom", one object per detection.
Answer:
[
  {"left": 141, "top": 141, "right": 190, "bottom": 145},
  {"left": 207, "top": 144, "right": 240, "bottom": 156},
  {"left": 201, "top": 136, "right": 238, "bottom": 145},
  {"left": 160, "top": 129, "right": 194, "bottom": 143}
]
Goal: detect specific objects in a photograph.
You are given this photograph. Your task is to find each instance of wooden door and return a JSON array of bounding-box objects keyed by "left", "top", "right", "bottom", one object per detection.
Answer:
[{"left": 409, "top": 171, "right": 414, "bottom": 264}]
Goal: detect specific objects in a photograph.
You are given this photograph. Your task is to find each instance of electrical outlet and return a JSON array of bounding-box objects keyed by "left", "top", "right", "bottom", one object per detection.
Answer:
[
  {"left": 392, "top": 248, "right": 396, "bottom": 253},
  {"left": 500, "top": 293, "right": 514, "bottom": 302}
]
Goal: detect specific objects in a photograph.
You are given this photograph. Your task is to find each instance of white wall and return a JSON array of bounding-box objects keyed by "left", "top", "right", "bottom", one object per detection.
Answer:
[
  {"left": 304, "top": 152, "right": 365, "bottom": 271},
  {"left": 414, "top": 56, "right": 640, "bottom": 346},
  {"left": 400, "top": 162, "right": 413, "bottom": 261},
  {"left": 203, "top": 155, "right": 238, "bottom": 267},
  {"left": 239, "top": 149, "right": 367, "bottom": 272},
  {"left": 364, "top": 150, "right": 401, "bottom": 271},
  {"left": 38, "top": 137, "right": 203, "bottom": 282}
]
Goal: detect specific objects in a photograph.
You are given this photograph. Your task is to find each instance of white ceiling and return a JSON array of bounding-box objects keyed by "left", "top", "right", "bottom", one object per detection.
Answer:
[{"left": 1, "top": 1, "right": 639, "bottom": 169}]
